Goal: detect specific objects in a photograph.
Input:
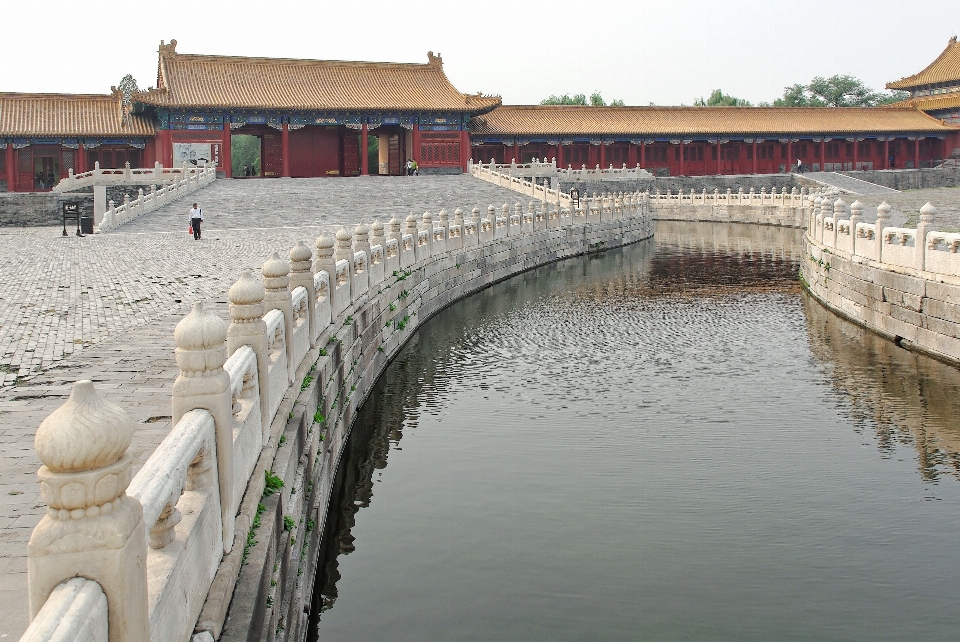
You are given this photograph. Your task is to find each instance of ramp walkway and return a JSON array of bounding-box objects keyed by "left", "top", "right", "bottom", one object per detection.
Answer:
[{"left": 802, "top": 171, "right": 900, "bottom": 195}]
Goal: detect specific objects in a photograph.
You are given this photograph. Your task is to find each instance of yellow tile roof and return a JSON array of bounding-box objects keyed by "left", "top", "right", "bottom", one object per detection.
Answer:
[
  {"left": 471, "top": 105, "right": 958, "bottom": 137},
  {"left": 889, "top": 91, "right": 960, "bottom": 112},
  {"left": 887, "top": 37, "right": 960, "bottom": 90},
  {"left": 135, "top": 40, "right": 501, "bottom": 113},
  {"left": 0, "top": 92, "right": 155, "bottom": 137}
]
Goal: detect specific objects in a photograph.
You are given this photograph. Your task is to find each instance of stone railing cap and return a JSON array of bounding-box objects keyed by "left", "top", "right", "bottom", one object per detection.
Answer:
[
  {"left": 175, "top": 301, "right": 227, "bottom": 352},
  {"left": 35, "top": 380, "right": 133, "bottom": 473}
]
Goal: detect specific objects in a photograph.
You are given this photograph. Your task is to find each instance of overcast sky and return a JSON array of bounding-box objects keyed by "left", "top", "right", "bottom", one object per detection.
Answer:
[{"left": 0, "top": 0, "right": 954, "bottom": 106}]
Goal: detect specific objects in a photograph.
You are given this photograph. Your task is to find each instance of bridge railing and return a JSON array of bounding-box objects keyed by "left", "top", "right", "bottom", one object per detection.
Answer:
[
  {"left": 55, "top": 161, "right": 211, "bottom": 193},
  {"left": 98, "top": 165, "right": 217, "bottom": 232},
  {"left": 809, "top": 197, "right": 955, "bottom": 275},
  {"left": 468, "top": 157, "right": 654, "bottom": 182},
  {"left": 22, "top": 197, "right": 653, "bottom": 642}
]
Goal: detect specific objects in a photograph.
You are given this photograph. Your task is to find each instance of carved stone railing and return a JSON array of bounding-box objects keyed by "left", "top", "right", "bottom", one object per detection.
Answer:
[
  {"left": 21, "top": 196, "right": 653, "bottom": 642},
  {"left": 96, "top": 164, "right": 217, "bottom": 232},
  {"left": 55, "top": 161, "right": 210, "bottom": 193}
]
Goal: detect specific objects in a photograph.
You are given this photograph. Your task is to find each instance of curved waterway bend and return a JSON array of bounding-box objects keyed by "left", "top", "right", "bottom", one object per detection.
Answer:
[{"left": 310, "top": 221, "right": 960, "bottom": 642}]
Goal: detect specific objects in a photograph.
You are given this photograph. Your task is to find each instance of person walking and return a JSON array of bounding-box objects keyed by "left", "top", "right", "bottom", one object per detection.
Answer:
[
  {"left": 189, "top": 202, "right": 203, "bottom": 240},
  {"left": 796, "top": 158, "right": 803, "bottom": 174},
  {"left": 405, "top": 159, "right": 413, "bottom": 176}
]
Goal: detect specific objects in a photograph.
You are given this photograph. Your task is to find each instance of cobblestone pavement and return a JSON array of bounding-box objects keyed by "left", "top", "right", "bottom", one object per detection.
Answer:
[{"left": 0, "top": 175, "right": 528, "bottom": 639}]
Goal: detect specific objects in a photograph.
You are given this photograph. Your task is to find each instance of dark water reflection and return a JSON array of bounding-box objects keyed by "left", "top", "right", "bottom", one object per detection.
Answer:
[{"left": 310, "top": 221, "right": 960, "bottom": 642}]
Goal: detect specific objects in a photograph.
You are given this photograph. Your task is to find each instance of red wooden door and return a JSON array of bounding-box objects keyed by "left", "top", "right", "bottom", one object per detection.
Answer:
[
  {"left": 17, "top": 149, "right": 33, "bottom": 191},
  {"left": 341, "top": 132, "right": 360, "bottom": 177},
  {"left": 262, "top": 134, "right": 282, "bottom": 177}
]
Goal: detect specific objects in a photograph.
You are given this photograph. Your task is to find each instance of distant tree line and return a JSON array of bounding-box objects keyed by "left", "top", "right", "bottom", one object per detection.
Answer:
[
  {"left": 541, "top": 75, "right": 910, "bottom": 108},
  {"left": 540, "top": 92, "right": 625, "bottom": 107}
]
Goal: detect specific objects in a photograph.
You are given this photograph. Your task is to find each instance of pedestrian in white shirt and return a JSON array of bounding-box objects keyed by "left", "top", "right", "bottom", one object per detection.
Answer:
[{"left": 189, "top": 203, "right": 203, "bottom": 240}]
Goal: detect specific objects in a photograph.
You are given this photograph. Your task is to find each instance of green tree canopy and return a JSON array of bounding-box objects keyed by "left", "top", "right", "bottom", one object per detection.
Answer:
[
  {"left": 693, "top": 89, "right": 752, "bottom": 107},
  {"left": 772, "top": 75, "right": 909, "bottom": 107},
  {"left": 540, "top": 92, "right": 625, "bottom": 106},
  {"left": 540, "top": 93, "right": 587, "bottom": 105}
]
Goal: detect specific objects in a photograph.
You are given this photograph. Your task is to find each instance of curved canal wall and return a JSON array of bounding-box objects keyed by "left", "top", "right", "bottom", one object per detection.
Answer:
[
  {"left": 18, "top": 199, "right": 651, "bottom": 642},
  {"left": 801, "top": 198, "right": 960, "bottom": 366}
]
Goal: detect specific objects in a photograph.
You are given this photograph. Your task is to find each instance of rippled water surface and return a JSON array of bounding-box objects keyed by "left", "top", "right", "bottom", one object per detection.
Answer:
[{"left": 311, "top": 221, "right": 960, "bottom": 642}]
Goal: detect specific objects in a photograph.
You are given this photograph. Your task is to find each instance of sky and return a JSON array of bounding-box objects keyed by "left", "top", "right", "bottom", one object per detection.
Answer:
[{"left": 0, "top": 0, "right": 954, "bottom": 106}]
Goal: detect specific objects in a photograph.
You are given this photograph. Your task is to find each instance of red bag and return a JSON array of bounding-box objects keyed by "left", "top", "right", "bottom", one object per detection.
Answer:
[{"left": 188, "top": 224, "right": 193, "bottom": 234}]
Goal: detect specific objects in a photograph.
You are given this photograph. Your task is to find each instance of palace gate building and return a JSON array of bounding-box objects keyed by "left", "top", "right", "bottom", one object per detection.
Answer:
[
  {"left": 132, "top": 40, "right": 499, "bottom": 179},
  {"left": 0, "top": 38, "right": 957, "bottom": 192}
]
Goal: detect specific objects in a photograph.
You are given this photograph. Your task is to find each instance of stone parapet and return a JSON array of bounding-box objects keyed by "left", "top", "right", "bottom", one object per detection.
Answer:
[{"left": 802, "top": 200, "right": 960, "bottom": 366}]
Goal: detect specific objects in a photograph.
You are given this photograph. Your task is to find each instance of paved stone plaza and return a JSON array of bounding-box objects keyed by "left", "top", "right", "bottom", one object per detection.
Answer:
[
  {"left": 0, "top": 175, "right": 958, "bottom": 639},
  {"left": 0, "top": 175, "right": 527, "bottom": 639}
]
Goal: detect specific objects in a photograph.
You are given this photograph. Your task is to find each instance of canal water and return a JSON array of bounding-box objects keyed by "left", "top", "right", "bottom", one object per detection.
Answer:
[{"left": 310, "top": 221, "right": 960, "bottom": 642}]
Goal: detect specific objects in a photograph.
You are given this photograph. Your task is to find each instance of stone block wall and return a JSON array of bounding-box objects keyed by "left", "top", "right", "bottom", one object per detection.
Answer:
[
  {"left": 653, "top": 202, "right": 806, "bottom": 228},
  {"left": 802, "top": 236, "right": 960, "bottom": 366},
  {"left": 560, "top": 174, "right": 798, "bottom": 197},
  {"left": 834, "top": 168, "right": 960, "bottom": 191},
  {"left": 0, "top": 192, "right": 93, "bottom": 227}
]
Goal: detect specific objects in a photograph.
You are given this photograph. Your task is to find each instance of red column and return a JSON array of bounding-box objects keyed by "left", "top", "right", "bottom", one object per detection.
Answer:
[
  {"left": 160, "top": 129, "right": 173, "bottom": 168},
  {"left": 852, "top": 139, "right": 858, "bottom": 171},
  {"left": 716, "top": 142, "right": 721, "bottom": 175},
  {"left": 600, "top": 143, "right": 606, "bottom": 169},
  {"left": 752, "top": 141, "right": 758, "bottom": 174},
  {"left": 786, "top": 141, "right": 792, "bottom": 173},
  {"left": 820, "top": 140, "right": 825, "bottom": 171},
  {"left": 627, "top": 143, "right": 637, "bottom": 169},
  {"left": 412, "top": 124, "right": 421, "bottom": 165},
  {"left": 281, "top": 123, "right": 290, "bottom": 177},
  {"left": 557, "top": 142, "right": 564, "bottom": 168},
  {"left": 512, "top": 142, "right": 519, "bottom": 164},
  {"left": 460, "top": 129, "right": 470, "bottom": 173},
  {"left": 143, "top": 139, "right": 155, "bottom": 168},
  {"left": 221, "top": 122, "right": 232, "bottom": 178},
  {"left": 5, "top": 145, "right": 14, "bottom": 191},
  {"left": 914, "top": 137, "right": 921, "bottom": 169},
  {"left": 75, "top": 144, "right": 86, "bottom": 174},
  {"left": 361, "top": 124, "right": 369, "bottom": 176},
  {"left": 638, "top": 144, "right": 644, "bottom": 170},
  {"left": 679, "top": 142, "right": 685, "bottom": 176},
  {"left": 884, "top": 139, "right": 890, "bottom": 168}
]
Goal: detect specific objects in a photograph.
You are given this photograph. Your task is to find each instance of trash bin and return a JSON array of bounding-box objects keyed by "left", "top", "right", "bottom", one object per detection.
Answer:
[{"left": 80, "top": 214, "right": 94, "bottom": 235}]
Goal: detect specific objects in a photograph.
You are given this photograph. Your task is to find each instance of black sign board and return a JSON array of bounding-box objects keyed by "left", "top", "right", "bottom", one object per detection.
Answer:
[
  {"left": 570, "top": 188, "right": 580, "bottom": 209},
  {"left": 62, "top": 202, "right": 83, "bottom": 237}
]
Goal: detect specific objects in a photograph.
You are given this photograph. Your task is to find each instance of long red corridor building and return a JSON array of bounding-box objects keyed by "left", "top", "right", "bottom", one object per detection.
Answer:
[{"left": 0, "top": 38, "right": 957, "bottom": 191}]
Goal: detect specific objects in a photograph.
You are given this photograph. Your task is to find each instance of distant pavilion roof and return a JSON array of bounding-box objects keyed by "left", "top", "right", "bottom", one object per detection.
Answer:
[
  {"left": 888, "top": 92, "right": 960, "bottom": 112},
  {"left": 887, "top": 37, "right": 960, "bottom": 91},
  {"left": 471, "top": 105, "right": 958, "bottom": 138},
  {"left": 0, "top": 92, "right": 154, "bottom": 138},
  {"left": 133, "top": 40, "right": 501, "bottom": 114}
]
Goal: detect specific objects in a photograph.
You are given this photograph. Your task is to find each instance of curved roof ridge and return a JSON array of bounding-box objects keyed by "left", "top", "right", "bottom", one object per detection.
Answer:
[{"left": 887, "top": 36, "right": 960, "bottom": 90}]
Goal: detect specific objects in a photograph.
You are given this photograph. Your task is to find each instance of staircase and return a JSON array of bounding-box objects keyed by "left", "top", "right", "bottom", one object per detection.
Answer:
[{"left": 801, "top": 171, "right": 900, "bottom": 195}]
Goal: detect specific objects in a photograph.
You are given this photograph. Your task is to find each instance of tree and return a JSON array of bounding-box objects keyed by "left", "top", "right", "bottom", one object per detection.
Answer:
[
  {"left": 540, "top": 94, "right": 588, "bottom": 105},
  {"left": 539, "top": 92, "right": 625, "bottom": 106},
  {"left": 772, "top": 75, "right": 909, "bottom": 107},
  {"left": 693, "top": 89, "right": 752, "bottom": 107},
  {"left": 117, "top": 74, "right": 138, "bottom": 105}
]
